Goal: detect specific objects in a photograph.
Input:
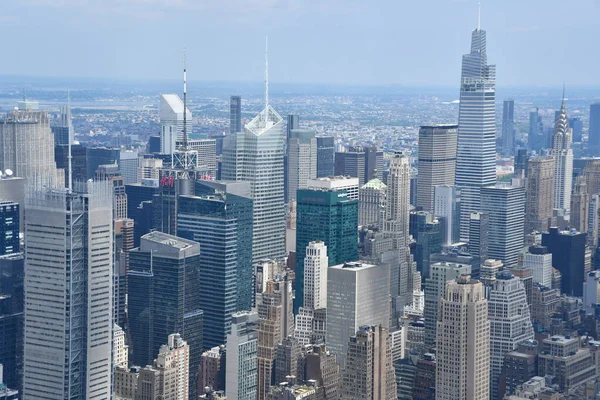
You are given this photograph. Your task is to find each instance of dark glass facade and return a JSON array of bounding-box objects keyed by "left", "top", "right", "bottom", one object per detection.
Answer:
[
  {"left": 316, "top": 136, "right": 335, "bottom": 178},
  {"left": 85, "top": 147, "right": 120, "bottom": 179},
  {"left": 54, "top": 144, "right": 87, "bottom": 188},
  {"left": 125, "top": 183, "right": 161, "bottom": 246},
  {"left": 542, "top": 227, "right": 587, "bottom": 297},
  {"left": 0, "top": 202, "right": 19, "bottom": 256},
  {"left": 177, "top": 180, "right": 253, "bottom": 349},
  {"left": 230, "top": 96, "right": 242, "bottom": 134},
  {"left": 295, "top": 188, "right": 358, "bottom": 312},
  {"left": 409, "top": 212, "right": 442, "bottom": 279}
]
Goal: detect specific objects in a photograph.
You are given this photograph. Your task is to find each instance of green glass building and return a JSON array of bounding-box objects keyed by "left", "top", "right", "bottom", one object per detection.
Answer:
[{"left": 295, "top": 188, "right": 358, "bottom": 312}]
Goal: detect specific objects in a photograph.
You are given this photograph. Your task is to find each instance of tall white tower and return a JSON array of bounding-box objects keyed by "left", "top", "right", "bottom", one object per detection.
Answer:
[
  {"left": 23, "top": 181, "right": 114, "bottom": 400},
  {"left": 552, "top": 95, "right": 574, "bottom": 211}
]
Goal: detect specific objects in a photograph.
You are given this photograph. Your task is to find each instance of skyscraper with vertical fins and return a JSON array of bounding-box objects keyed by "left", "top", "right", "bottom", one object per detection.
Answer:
[{"left": 455, "top": 17, "right": 497, "bottom": 241}]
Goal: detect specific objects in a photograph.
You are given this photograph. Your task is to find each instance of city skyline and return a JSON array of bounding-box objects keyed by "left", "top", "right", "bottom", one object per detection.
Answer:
[{"left": 1, "top": 1, "right": 599, "bottom": 87}]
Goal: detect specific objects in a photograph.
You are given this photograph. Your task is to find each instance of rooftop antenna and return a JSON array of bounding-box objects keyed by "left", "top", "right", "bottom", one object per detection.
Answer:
[
  {"left": 478, "top": 2, "right": 481, "bottom": 31},
  {"left": 265, "top": 36, "right": 269, "bottom": 125},
  {"left": 67, "top": 89, "right": 73, "bottom": 194},
  {"left": 183, "top": 48, "right": 188, "bottom": 151}
]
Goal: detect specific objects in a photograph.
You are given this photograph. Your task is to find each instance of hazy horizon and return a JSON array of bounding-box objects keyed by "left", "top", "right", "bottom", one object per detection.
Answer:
[{"left": 2, "top": 0, "right": 599, "bottom": 87}]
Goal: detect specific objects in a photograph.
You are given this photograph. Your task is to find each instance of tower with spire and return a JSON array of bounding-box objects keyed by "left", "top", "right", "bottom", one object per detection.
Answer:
[
  {"left": 552, "top": 89, "right": 574, "bottom": 211},
  {"left": 221, "top": 38, "right": 286, "bottom": 263},
  {"left": 455, "top": 6, "right": 497, "bottom": 241}
]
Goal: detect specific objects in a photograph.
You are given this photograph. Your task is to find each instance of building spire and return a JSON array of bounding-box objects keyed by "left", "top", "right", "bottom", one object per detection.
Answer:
[
  {"left": 478, "top": 2, "right": 481, "bottom": 31},
  {"left": 67, "top": 89, "right": 72, "bottom": 194},
  {"left": 265, "top": 36, "right": 269, "bottom": 114},
  {"left": 182, "top": 47, "right": 188, "bottom": 150}
]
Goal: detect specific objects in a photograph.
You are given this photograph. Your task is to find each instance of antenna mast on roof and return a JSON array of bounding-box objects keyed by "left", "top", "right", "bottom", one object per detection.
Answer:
[
  {"left": 67, "top": 89, "right": 73, "bottom": 194},
  {"left": 477, "top": 3, "right": 481, "bottom": 31},
  {"left": 183, "top": 48, "right": 188, "bottom": 150},
  {"left": 265, "top": 36, "right": 269, "bottom": 126}
]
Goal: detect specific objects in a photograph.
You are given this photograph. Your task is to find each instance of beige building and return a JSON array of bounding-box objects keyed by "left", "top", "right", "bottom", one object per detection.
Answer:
[
  {"left": 114, "top": 324, "right": 128, "bottom": 369},
  {"left": 525, "top": 156, "right": 555, "bottom": 235},
  {"left": 436, "top": 275, "right": 490, "bottom": 400},
  {"left": 570, "top": 176, "right": 590, "bottom": 234},
  {"left": 359, "top": 178, "right": 387, "bottom": 228},
  {"left": 342, "top": 325, "right": 397, "bottom": 400},
  {"left": 416, "top": 124, "right": 458, "bottom": 212},
  {"left": 138, "top": 157, "right": 163, "bottom": 181}
]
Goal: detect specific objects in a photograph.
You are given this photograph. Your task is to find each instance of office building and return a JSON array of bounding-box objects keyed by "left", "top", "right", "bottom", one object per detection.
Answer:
[
  {"left": 455, "top": 22, "right": 497, "bottom": 241},
  {"left": 334, "top": 145, "right": 383, "bottom": 186},
  {"left": 568, "top": 116, "right": 583, "bottom": 142},
  {"left": 384, "top": 152, "right": 411, "bottom": 251},
  {"left": 583, "top": 159, "right": 600, "bottom": 196},
  {"left": 138, "top": 157, "right": 163, "bottom": 181},
  {"left": 528, "top": 108, "right": 545, "bottom": 152},
  {"left": 305, "top": 343, "right": 341, "bottom": 400},
  {"left": 316, "top": 135, "right": 335, "bottom": 178},
  {"left": 468, "top": 211, "right": 488, "bottom": 276},
  {"left": 409, "top": 211, "right": 442, "bottom": 279},
  {"left": 54, "top": 143, "right": 86, "bottom": 188},
  {"left": 514, "top": 149, "right": 528, "bottom": 179},
  {"left": 433, "top": 185, "right": 461, "bottom": 246},
  {"left": 525, "top": 156, "right": 555, "bottom": 234},
  {"left": 302, "top": 241, "right": 328, "bottom": 310},
  {"left": 0, "top": 253, "right": 24, "bottom": 392},
  {"left": 230, "top": 95, "right": 242, "bottom": 134},
  {"left": 125, "top": 180, "right": 161, "bottom": 246},
  {"left": 538, "top": 335, "right": 597, "bottom": 392},
  {"left": 199, "top": 346, "right": 226, "bottom": 393},
  {"left": 160, "top": 93, "right": 193, "bottom": 155},
  {"left": 0, "top": 108, "right": 61, "bottom": 184},
  {"left": 226, "top": 311, "right": 258, "bottom": 400},
  {"left": 221, "top": 86, "right": 286, "bottom": 263},
  {"left": 295, "top": 185, "right": 358, "bottom": 312},
  {"left": 51, "top": 103, "right": 72, "bottom": 146},
  {"left": 274, "top": 336, "right": 301, "bottom": 385},
  {"left": 0, "top": 366, "right": 18, "bottom": 400},
  {"left": 542, "top": 227, "right": 587, "bottom": 296},
  {"left": 177, "top": 180, "right": 253, "bottom": 348},
  {"left": 257, "top": 275, "right": 294, "bottom": 400},
  {"left": 481, "top": 185, "right": 525, "bottom": 267},
  {"left": 326, "top": 262, "right": 390, "bottom": 369},
  {"left": 423, "top": 261, "right": 471, "bottom": 348},
  {"left": 571, "top": 177, "right": 590, "bottom": 235},
  {"left": 114, "top": 218, "right": 133, "bottom": 327},
  {"left": 589, "top": 103, "right": 600, "bottom": 151},
  {"left": 287, "top": 129, "right": 317, "bottom": 204},
  {"left": 128, "top": 231, "right": 203, "bottom": 399},
  {"left": 589, "top": 194, "right": 600, "bottom": 248},
  {"left": 287, "top": 114, "right": 299, "bottom": 139},
  {"left": 416, "top": 124, "right": 458, "bottom": 212},
  {"left": 498, "top": 340, "right": 538, "bottom": 398},
  {"left": 86, "top": 147, "right": 119, "bottom": 179},
  {"left": 113, "top": 324, "right": 128, "bottom": 369},
  {"left": 23, "top": 181, "right": 113, "bottom": 400},
  {"left": 523, "top": 245, "right": 553, "bottom": 288},
  {"left": 119, "top": 150, "right": 140, "bottom": 184},
  {"left": 487, "top": 272, "right": 534, "bottom": 398},
  {"left": 342, "top": 325, "right": 397, "bottom": 400},
  {"left": 502, "top": 99, "right": 515, "bottom": 155},
  {"left": 435, "top": 276, "right": 490, "bottom": 400},
  {"left": 0, "top": 202, "right": 18, "bottom": 256},
  {"left": 359, "top": 178, "right": 387, "bottom": 228},
  {"left": 95, "top": 163, "right": 127, "bottom": 219},
  {"left": 583, "top": 270, "right": 600, "bottom": 315},
  {"left": 179, "top": 138, "right": 218, "bottom": 178},
  {"left": 551, "top": 98, "right": 574, "bottom": 211},
  {"left": 306, "top": 176, "right": 359, "bottom": 200}
]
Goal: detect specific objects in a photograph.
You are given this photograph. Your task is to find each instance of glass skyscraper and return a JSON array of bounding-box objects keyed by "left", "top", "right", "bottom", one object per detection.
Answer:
[
  {"left": 128, "top": 231, "right": 203, "bottom": 400},
  {"left": 221, "top": 102, "right": 286, "bottom": 263},
  {"left": 316, "top": 135, "right": 335, "bottom": 178},
  {"left": 455, "top": 22, "right": 497, "bottom": 241},
  {"left": 295, "top": 187, "right": 359, "bottom": 312},
  {"left": 177, "top": 180, "right": 253, "bottom": 349}
]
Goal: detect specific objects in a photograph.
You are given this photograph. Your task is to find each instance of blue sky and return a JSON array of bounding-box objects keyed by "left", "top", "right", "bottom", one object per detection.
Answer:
[{"left": 2, "top": 0, "right": 599, "bottom": 86}]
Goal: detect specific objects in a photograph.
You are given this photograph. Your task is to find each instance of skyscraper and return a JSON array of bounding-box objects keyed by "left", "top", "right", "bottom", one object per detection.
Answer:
[
  {"left": 160, "top": 93, "right": 193, "bottom": 155},
  {"left": 589, "top": 102, "right": 600, "bottom": 151},
  {"left": 523, "top": 245, "right": 553, "bottom": 288},
  {"left": 295, "top": 185, "right": 358, "bottom": 312},
  {"left": 570, "top": 176, "right": 589, "bottom": 234},
  {"left": 435, "top": 275, "right": 490, "bottom": 400},
  {"left": 226, "top": 311, "right": 258, "bottom": 400},
  {"left": 487, "top": 272, "right": 534, "bottom": 398},
  {"left": 423, "top": 261, "right": 471, "bottom": 348},
  {"left": 316, "top": 135, "right": 335, "bottom": 178},
  {"left": 342, "top": 325, "right": 397, "bottom": 400},
  {"left": 359, "top": 178, "right": 387, "bottom": 228},
  {"left": 221, "top": 53, "right": 286, "bottom": 263},
  {"left": 542, "top": 227, "right": 587, "bottom": 296},
  {"left": 551, "top": 97, "right": 574, "bottom": 211},
  {"left": 468, "top": 211, "right": 489, "bottom": 277},
  {"left": 287, "top": 129, "right": 317, "bottom": 204},
  {"left": 528, "top": 108, "right": 545, "bottom": 152},
  {"left": 128, "top": 231, "right": 203, "bottom": 400},
  {"left": 0, "top": 108, "right": 61, "bottom": 185},
  {"left": 326, "top": 262, "right": 390, "bottom": 369},
  {"left": 230, "top": 95, "right": 242, "bottom": 134},
  {"left": 384, "top": 152, "right": 411, "bottom": 251},
  {"left": 23, "top": 181, "right": 113, "bottom": 400},
  {"left": 119, "top": 150, "right": 140, "bottom": 185},
  {"left": 525, "top": 156, "right": 555, "bottom": 234},
  {"left": 0, "top": 201, "right": 19, "bottom": 256},
  {"left": 416, "top": 124, "right": 458, "bottom": 212},
  {"left": 569, "top": 117, "right": 583, "bottom": 142},
  {"left": 177, "top": 180, "right": 253, "bottom": 349},
  {"left": 501, "top": 99, "right": 515, "bottom": 155},
  {"left": 335, "top": 145, "right": 383, "bottom": 186},
  {"left": 86, "top": 147, "right": 119, "bottom": 179},
  {"left": 51, "top": 103, "right": 73, "bottom": 146},
  {"left": 286, "top": 114, "right": 299, "bottom": 139},
  {"left": 480, "top": 185, "right": 525, "bottom": 267},
  {"left": 433, "top": 185, "right": 461, "bottom": 246},
  {"left": 455, "top": 21, "right": 497, "bottom": 241}
]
